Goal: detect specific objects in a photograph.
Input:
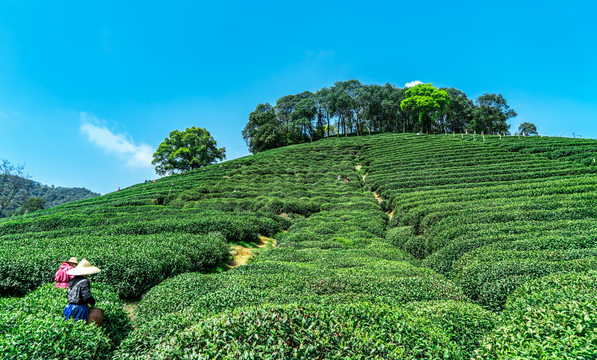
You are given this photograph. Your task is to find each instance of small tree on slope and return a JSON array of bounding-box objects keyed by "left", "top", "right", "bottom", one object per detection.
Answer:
[{"left": 152, "top": 127, "right": 226, "bottom": 176}]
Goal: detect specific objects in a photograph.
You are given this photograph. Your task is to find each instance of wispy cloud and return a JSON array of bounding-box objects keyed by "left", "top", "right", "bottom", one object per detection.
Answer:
[
  {"left": 0, "top": 111, "right": 8, "bottom": 118},
  {"left": 79, "top": 112, "right": 154, "bottom": 169},
  {"left": 404, "top": 80, "right": 423, "bottom": 88}
]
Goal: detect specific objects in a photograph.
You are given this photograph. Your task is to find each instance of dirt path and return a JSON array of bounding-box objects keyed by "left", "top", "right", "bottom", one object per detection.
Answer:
[
  {"left": 124, "top": 301, "right": 140, "bottom": 321},
  {"left": 226, "top": 236, "right": 276, "bottom": 269},
  {"left": 355, "top": 164, "right": 367, "bottom": 181},
  {"left": 357, "top": 164, "right": 393, "bottom": 221},
  {"left": 373, "top": 191, "right": 383, "bottom": 204}
]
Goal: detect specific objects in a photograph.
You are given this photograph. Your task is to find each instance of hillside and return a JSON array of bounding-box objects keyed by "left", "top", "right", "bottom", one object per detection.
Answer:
[
  {"left": 1, "top": 177, "right": 99, "bottom": 217},
  {"left": 1, "top": 133, "right": 597, "bottom": 358}
]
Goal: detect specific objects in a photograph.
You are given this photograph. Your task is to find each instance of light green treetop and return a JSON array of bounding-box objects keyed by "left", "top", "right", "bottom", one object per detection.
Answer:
[{"left": 400, "top": 83, "right": 449, "bottom": 133}]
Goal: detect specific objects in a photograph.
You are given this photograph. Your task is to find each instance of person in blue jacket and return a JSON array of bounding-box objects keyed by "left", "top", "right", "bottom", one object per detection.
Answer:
[{"left": 63, "top": 258, "right": 101, "bottom": 322}]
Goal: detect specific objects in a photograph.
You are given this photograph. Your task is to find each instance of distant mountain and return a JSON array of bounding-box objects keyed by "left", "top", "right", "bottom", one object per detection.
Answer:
[{"left": 1, "top": 177, "right": 99, "bottom": 217}]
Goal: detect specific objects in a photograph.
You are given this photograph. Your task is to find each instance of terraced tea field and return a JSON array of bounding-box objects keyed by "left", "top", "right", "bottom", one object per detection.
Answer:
[{"left": 1, "top": 133, "right": 596, "bottom": 358}]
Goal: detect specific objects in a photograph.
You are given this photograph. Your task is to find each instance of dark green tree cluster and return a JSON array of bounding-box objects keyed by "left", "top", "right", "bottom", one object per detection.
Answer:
[
  {"left": 1, "top": 176, "right": 99, "bottom": 217},
  {"left": 243, "top": 80, "right": 517, "bottom": 153},
  {"left": 517, "top": 122, "right": 538, "bottom": 136}
]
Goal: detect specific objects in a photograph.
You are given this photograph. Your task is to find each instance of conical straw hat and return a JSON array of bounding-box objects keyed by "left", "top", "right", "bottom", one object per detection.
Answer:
[
  {"left": 66, "top": 257, "right": 78, "bottom": 265},
  {"left": 67, "top": 258, "right": 101, "bottom": 276}
]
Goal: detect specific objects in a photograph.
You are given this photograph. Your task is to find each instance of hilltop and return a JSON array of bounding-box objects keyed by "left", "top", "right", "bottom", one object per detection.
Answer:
[
  {"left": 0, "top": 177, "right": 99, "bottom": 217},
  {"left": 1, "top": 133, "right": 597, "bottom": 358}
]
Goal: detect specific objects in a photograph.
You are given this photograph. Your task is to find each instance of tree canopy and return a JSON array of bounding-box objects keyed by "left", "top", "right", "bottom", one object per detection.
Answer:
[
  {"left": 242, "top": 79, "right": 518, "bottom": 153},
  {"left": 152, "top": 127, "right": 226, "bottom": 176},
  {"left": 518, "top": 122, "right": 538, "bottom": 136},
  {"left": 16, "top": 197, "right": 46, "bottom": 215},
  {"left": 470, "top": 93, "right": 517, "bottom": 134},
  {"left": 400, "top": 84, "right": 450, "bottom": 134},
  {"left": 242, "top": 103, "right": 286, "bottom": 153},
  {"left": 0, "top": 159, "right": 28, "bottom": 216}
]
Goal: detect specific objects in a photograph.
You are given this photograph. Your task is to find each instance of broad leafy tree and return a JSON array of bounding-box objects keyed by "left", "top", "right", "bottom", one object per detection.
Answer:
[
  {"left": 518, "top": 122, "right": 538, "bottom": 136},
  {"left": 400, "top": 83, "right": 449, "bottom": 133},
  {"left": 243, "top": 103, "right": 286, "bottom": 153},
  {"left": 0, "top": 159, "right": 28, "bottom": 216},
  {"left": 152, "top": 127, "right": 226, "bottom": 175},
  {"left": 442, "top": 88, "right": 474, "bottom": 133},
  {"left": 290, "top": 97, "right": 316, "bottom": 143},
  {"left": 275, "top": 91, "right": 312, "bottom": 142},
  {"left": 17, "top": 197, "right": 45, "bottom": 215},
  {"left": 381, "top": 84, "right": 407, "bottom": 132},
  {"left": 470, "top": 93, "right": 517, "bottom": 134}
]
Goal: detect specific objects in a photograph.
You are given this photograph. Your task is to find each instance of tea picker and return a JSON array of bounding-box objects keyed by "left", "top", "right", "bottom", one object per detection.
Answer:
[
  {"left": 63, "top": 259, "right": 102, "bottom": 324},
  {"left": 54, "top": 257, "right": 78, "bottom": 289}
]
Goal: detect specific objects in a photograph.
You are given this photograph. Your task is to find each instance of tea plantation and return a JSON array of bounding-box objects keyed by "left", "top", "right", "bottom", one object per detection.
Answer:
[{"left": 2, "top": 133, "right": 597, "bottom": 358}]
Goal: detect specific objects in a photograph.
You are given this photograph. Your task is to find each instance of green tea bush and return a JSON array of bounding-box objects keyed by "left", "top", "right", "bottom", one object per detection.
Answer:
[
  {"left": 132, "top": 259, "right": 467, "bottom": 329},
  {"left": 0, "top": 283, "right": 131, "bottom": 360},
  {"left": 386, "top": 226, "right": 414, "bottom": 248},
  {"left": 475, "top": 272, "right": 597, "bottom": 359},
  {"left": 120, "top": 301, "right": 494, "bottom": 359},
  {"left": 361, "top": 133, "right": 597, "bottom": 310},
  {"left": 0, "top": 232, "right": 230, "bottom": 297}
]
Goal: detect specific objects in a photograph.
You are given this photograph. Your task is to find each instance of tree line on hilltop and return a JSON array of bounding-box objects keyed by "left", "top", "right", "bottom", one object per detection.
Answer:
[
  {"left": 0, "top": 159, "right": 99, "bottom": 217},
  {"left": 242, "top": 80, "right": 518, "bottom": 153}
]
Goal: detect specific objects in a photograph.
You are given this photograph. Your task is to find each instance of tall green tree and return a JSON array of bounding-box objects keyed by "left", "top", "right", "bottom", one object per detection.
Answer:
[
  {"left": 381, "top": 84, "right": 407, "bottom": 132},
  {"left": 274, "top": 91, "right": 312, "bottom": 143},
  {"left": 470, "top": 93, "right": 516, "bottom": 134},
  {"left": 336, "top": 80, "right": 364, "bottom": 135},
  {"left": 518, "top": 122, "right": 538, "bottom": 136},
  {"left": 0, "top": 159, "right": 28, "bottom": 216},
  {"left": 442, "top": 88, "right": 474, "bottom": 133},
  {"left": 290, "top": 97, "right": 316, "bottom": 143},
  {"left": 314, "top": 88, "right": 334, "bottom": 138},
  {"left": 152, "top": 127, "right": 226, "bottom": 175},
  {"left": 242, "top": 103, "right": 286, "bottom": 153},
  {"left": 400, "top": 84, "right": 449, "bottom": 133},
  {"left": 360, "top": 84, "right": 384, "bottom": 134}
]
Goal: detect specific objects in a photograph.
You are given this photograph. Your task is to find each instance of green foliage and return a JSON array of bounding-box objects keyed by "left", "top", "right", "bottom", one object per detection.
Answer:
[
  {"left": 118, "top": 301, "right": 493, "bottom": 359},
  {"left": 517, "top": 121, "right": 538, "bottom": 135},
  {"left": 21, "top": 196, "right": 45, "bottom": 212},
  {"left": 361, "top": 133, "right": 597, "bottom": 312},
  {"left": 442, "top": 87, "right": 474, "bottom": 133},
  {"left": 242, "top": 103, "right": 286, "bottom": 153},
  {"left": 470, "top": 93, "right": 516, "bottom": 134},
  {"left": 5, "top": 132, "right": 597, "bottom": 357},
  {"left": 243, "top": 80, "right": 516, "bottom": 152},
  {"left": 400, "top": 83, "right": 450, "bottom": 133},
  {"left": 0, "top": 283, "right": 131, "bottom": 360},
  {"left": 475, "top": 272, "right": 597, "bottom": 359},
  {"left": 2, "top": 180, "right": 99, "bottom": 218},
  {"left": 0, "top": 159, "right": 28, "bottom": 217},
  {"left": 0, "top": 232, "right": 230, "bottom": 297},
  {"left": 152, "top": 126, "right": 226, "bottom": 175}
]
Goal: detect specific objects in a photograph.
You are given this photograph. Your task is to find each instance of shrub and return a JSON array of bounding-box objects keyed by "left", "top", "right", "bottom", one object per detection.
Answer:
[
  {"left": 122, "top": 301, "right": 494, "bottom": 359},
  {"left": 0, "top": 283, "right": 131, "bottom": 359},
  {"left": 0, "top": 233, "right": 230, "bottom": 298},
  {"left": 475, "top": 272, "right": 597, "bottom": 359}
]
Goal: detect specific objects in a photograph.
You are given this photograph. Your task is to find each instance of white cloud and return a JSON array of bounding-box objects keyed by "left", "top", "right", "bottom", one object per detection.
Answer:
[
  {"left": 0, "top": 111, "right": 8, "bottom": 118},
  {"left": 404, "top": 80, "right": 423, "bottom": 88},
  {"left": 79, "top": 112, "right": 154, "bottom": 169}
]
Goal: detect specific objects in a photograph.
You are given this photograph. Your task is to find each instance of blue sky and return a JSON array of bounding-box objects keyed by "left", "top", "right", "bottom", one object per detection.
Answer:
[{"left": 1, "top": 0, "right": 596, "bottom": 194}]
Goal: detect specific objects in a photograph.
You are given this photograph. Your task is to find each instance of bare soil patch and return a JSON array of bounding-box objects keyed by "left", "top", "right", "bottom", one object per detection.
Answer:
[
  {"left": 124, "top": 300, "right": 140, "bottom": 322},
  {"left": 226, "top": 236, "right": 276, "bottom": 269}
]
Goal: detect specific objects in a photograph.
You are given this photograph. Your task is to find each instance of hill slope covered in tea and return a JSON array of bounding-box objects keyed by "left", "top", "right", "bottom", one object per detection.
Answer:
[{"left": 2, "top": 133, "right": 597, "bottom": 359}]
